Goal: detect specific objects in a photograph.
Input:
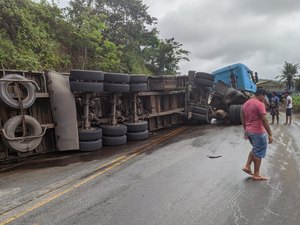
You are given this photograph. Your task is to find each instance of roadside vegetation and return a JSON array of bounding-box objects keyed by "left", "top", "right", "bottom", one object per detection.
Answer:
[
  {"left": 0, "top": 0, "right": 189, "bottom": 75},
  {"left": 291, "top": 94, "right": 300, "bottom": 112},
  {"left": 276, "top": 61, "right": 299, "bottom": 91}
]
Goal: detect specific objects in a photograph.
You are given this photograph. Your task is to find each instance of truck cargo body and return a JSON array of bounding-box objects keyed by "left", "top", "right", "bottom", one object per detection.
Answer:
[
  {"left": 0, "top": 70, "right": 189, "bottom": 162},
  {"left": 0, "top": 63, "right": 257, "bottom": 162}
]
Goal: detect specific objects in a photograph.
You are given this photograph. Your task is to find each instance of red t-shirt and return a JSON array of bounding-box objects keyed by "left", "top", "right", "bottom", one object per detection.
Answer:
[{"left": 243, "top": 98, "right": 266, "bottom": 134}]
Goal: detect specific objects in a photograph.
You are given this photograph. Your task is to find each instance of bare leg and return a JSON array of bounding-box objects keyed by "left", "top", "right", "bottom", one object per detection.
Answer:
[
  {"left": 288, "top": 116, "right": 292, "bottom": 125},
  {"left": 271, "top": 115, "right": 274, "bottom": 124},
  {"left": 252, "top": 155, "right": 267, "bottom": 180},
  {"left": 284, "top": 115, "right": 288, "bottom": 124},
  {"left": 244, "top": 151, "right": 254, "bottom": 170},
  {"left": 253, "top": 155, "right": 262, "bottom": 176},
  {"left": 276, "top": 114, "right": 279, "bottom": 125}
]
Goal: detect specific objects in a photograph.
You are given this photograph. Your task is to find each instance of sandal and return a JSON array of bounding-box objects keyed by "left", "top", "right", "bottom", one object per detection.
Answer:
[
  {"left": 242, "top": 167, "right": 253, "bottom": 175},
  {"left": 252, "top": 175, "right": 268, "bottom": 181}
]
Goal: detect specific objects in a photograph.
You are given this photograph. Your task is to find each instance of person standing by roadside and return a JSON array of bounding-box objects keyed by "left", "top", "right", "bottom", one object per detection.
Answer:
[
  {"left": 269, "top": 92, "right": 280, "bottom": 125},
  {"left": 284, "top": 92, "right": 293, "bottom": 125},
  {"left": 241, "top": 88, "right": 273, "bottom": 181}
]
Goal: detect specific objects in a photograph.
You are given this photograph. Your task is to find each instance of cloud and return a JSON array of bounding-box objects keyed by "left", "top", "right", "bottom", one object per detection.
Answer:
[
  {"left": 55, "top": 0, "right": 300, "bottom": 79},
  {"left": 145, "top": 0, "right": 300, "bottom": 79}
]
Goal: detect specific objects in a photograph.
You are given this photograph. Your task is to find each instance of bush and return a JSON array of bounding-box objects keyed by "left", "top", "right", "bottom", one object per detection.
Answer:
[{"left": 292, "top": 94, "right": 300, "bottom": 112}]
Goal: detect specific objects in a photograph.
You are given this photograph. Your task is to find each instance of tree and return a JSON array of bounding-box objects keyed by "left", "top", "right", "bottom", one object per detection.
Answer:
[
  {"left": 143, "top": 38, "right": 190, "bottom": 75},
  {"left": 0, "top": 0, "right": 189, "bottom": 74},
  {"left": 67, "top": 0, "right": 123, "bottom": 71},
  {"left": 276, "top": 61, "right": 299, "bottom": 91},
  {"left": 91, "top": 0, "right": 158, "bottom": 73},
  {"left": 0, "top": 0, "right": 67, "bottom": 70}
]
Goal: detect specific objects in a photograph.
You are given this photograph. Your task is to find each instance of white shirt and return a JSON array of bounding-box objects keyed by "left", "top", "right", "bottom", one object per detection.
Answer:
[{"left": 286, "top": 95, "right": 292, "bottom": 109}]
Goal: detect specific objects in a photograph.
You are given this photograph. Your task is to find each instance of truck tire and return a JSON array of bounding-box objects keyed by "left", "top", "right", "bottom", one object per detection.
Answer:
[
  {"left": 104, "top": 83, "right": 129, "bottom": 93},
  {"left": 78, "top": 127, "right": 102, "bottom": 141},
  {"left": 0, "top": 74, "right": 36, "bottom": 109},
  {"left": 102, "top": 135, "right": 127, "bottom": 146},
  {"left": 79, "top": 139, "right": 102, "bottom": 151},
  {"left": 70, "top": 81, "right": 104, "bottom": 92},
  {"left": 124, "top": 121, "right": 148, "bottom": 132},
  {"left": 130, "top": 75, "right": 148, "bottom": 83},
  {"left": 100, "top": 124, "right": 127, "bottom": 136},
  {"left": 127, "top": 130, "right": 149, "bottom": 141},
  {"left": 195, "top": 72, "right": 215, "bottom": 81},
  {"left": 129, "top": 83, "right": 148, "bottom": 93},
  {"left": 2, "top": 115, "right": 42, "bottom": 152},
  {"left": 104, "top": 73, "right": 130, "bottom": 83},
  {"left": 229, "top": 105, "right": 236, "bottom": 124},
  {"left": 191, "top": 106, "right": 208, "bottom": 115},
  {"left": 191, "top": 113, "right": 210, "bottom": 124},
  {"left": 229, "top": 105, "right": 242, "bottom": 125},
  {"left": 234, "top": 105, "right": 242, "bottom": 125},
  {"left": 70, "top": 70, "right": 104, "bottom": 81},
  {"left": 224, "top": 89, "right": 243, "bottom": 104},
  {"left": 194, "top": 78, "right": 214, "bottom": 87}
]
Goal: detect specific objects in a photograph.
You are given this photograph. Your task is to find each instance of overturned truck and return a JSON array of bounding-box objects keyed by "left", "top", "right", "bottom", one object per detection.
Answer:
[{"left": 0, "top": 63, "right": 257, "bottom": 162}]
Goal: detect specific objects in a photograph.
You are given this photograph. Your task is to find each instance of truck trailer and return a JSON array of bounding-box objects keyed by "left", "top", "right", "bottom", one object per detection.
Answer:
[{"left": 0, "top": 63, "right": 257, "bottom": 162}]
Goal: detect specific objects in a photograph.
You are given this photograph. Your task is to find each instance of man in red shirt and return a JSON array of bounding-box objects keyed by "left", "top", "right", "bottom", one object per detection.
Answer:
[{"left": 241, "top": 88, "right": 273, "bottom": 181}]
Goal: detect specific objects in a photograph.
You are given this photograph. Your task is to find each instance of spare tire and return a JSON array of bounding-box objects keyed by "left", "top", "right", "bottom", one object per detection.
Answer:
[
  {"left": 2, "top": 115, "right": 43, "bottom": 152},
  {"left": 0, "top": 74, "right": 36, "bottom": 109}
]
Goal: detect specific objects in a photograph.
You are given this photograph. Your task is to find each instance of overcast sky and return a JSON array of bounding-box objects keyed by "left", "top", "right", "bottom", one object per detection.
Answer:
[{"left": 57, "top": 0, "right": 300, "bottom": 79}]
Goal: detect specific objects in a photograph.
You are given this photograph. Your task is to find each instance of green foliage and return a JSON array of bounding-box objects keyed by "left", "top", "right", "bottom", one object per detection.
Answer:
[
  {"left": 291, "top": 94, "right": 300, "bottom": 112},
  {"left": 67, "top": 0, "right": 123, "bottom": 71},
  {"left": 0, "top": 0, "right": 65, "bottom": 70},
  {"left": 295, "top": 79, "right": 300, "bottom": 92},
  {"left": 276, "top": 61, "right": 299, "bottom": 91},
  {"left": 0, "top": 0, "right": 189, "bottom": 74},
  {"left": 143, "top": 38, "right": 190, "bottom": 75}
]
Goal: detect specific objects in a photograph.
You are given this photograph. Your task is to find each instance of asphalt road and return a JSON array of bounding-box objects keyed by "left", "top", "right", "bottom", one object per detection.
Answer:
[{"left": 0, "top": 114, "right": 300, "bottom": 225}]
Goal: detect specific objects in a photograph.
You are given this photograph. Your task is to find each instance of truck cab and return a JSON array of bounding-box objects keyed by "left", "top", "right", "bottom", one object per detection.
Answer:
[{"left": 212, "top": 63, "right": 258, "bottom": 93}]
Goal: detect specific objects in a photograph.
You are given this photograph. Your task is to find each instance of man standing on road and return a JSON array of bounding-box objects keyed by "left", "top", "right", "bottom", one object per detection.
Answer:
[
  {"left": 269, "top": 92, "right": 280, "bottom": 125},
  {"left": 241, "top": 88, "right": 273, "bottom": 181},
  {"left": 284, "top": 92, "right": 293, "bottom": 125}
]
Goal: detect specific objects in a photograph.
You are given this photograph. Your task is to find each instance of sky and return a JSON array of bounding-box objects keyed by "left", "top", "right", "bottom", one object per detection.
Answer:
[{"left": 55, "top": 0, "right": 300, "bottom": 79}]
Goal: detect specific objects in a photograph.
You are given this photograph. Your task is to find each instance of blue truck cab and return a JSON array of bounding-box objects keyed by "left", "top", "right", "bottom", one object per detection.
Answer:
[{"left": 212, "top": 63, "right": 257, "bottom": 93}]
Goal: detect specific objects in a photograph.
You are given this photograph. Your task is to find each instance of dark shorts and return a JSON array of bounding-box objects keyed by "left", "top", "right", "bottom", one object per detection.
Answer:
[
  {"left": 286, "top": 108, "right": 292, "bottom": 116},
  {"left": 247, "top": 133, "right": 268, "bottom": 158},
  {"left": 270, "top": 107, "right": 279, "bottom": 116}
]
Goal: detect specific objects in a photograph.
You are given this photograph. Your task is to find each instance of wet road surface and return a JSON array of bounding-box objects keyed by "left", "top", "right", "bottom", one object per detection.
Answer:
[{"left": 0, "top": 114, "right": 300, "bottom": 225}]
